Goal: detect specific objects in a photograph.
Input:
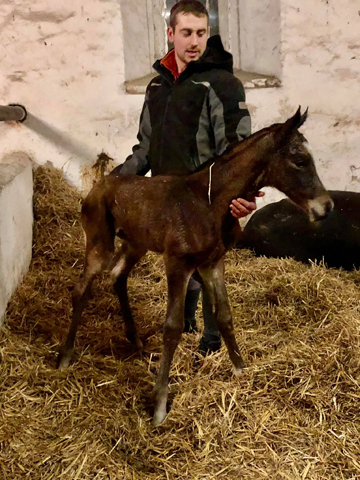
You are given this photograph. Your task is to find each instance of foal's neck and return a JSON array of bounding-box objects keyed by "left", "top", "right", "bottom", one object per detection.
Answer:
[{"left": 208, "top": 133, "right": 272, "bottom": 210}]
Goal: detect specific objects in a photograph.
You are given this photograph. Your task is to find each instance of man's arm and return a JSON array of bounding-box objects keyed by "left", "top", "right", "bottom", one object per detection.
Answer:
[
  {"left": 110, "top": 90, "right": 152, "bottom": 177},
  {"left": 209, "top": 74, "right": 251, "bottom": 155}
]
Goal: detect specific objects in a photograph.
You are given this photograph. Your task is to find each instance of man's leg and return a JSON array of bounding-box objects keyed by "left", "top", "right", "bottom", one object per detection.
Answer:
[
  {"left": 184, "top": 276, "right": 201, "bottom": 333},
  {"left": 185, "top": 274, "right": 222, "bottom": 354},
  {"left": 198, "top": 287, "right": 221, "bottom": 355}
]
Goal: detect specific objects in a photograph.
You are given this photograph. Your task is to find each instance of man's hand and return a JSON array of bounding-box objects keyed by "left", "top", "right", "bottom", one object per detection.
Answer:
[{"left": 229, "top": 191, "right": 265, "bottom": 219}]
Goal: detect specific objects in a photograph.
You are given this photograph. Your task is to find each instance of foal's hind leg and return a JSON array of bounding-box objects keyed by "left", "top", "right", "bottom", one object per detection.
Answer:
[
  {"left": 57, "top": 246, "right": 112, "bottom": 369},
  {"left": 111, "top": 243, "right": 145, "bottom": 351},
  {"left": 153, "top": 256, "right": 194, "bottom": 426},
  {"left": 198, "top": 259, "right": 244, "bottom": 373}
]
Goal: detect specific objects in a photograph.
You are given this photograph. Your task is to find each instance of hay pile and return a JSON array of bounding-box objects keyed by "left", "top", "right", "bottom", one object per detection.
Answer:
[{"left": 1, "top": 165, "right": 360, "bottom": 479}]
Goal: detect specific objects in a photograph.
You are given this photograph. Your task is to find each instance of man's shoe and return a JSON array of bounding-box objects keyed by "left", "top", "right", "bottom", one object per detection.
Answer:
[{"left": 198, "top": 334, "right": 222, "bottom": 356}]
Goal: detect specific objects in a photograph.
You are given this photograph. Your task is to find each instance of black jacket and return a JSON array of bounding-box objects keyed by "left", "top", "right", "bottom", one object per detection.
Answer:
[{"left": 114, "top": 36, "right": 251, "bottom": 176}]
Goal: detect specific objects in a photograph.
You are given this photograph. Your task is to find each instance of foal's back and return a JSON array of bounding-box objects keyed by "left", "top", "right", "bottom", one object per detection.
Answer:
[{"left": 86, "top": 173, "right": 221, "bottom": 258}]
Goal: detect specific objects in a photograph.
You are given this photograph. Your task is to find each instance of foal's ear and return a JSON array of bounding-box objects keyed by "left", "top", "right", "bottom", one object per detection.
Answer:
[
  {"left": 296, "top": 106, "right": 308, "bottom": 128},
  {"left": 289, "top": 106, "right": 308, "bottom": 129},
  {"left": 282, "top": 106, "right": 309, "bottom": 136}
]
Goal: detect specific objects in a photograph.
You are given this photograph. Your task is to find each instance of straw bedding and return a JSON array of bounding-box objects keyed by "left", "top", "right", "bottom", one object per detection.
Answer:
[{"left": 1, "top": 165, "right": 360, "bottom": 479}]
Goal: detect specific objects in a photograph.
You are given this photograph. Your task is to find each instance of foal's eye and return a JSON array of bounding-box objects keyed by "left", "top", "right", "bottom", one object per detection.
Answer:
[{"left": 294, "top": 160, "right": 308, "bottom": 168}]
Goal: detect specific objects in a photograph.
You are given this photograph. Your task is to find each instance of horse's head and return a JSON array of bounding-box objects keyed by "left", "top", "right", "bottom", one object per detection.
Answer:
[{"left": 265, "top": 107, "right": 334, "bottom": 221}]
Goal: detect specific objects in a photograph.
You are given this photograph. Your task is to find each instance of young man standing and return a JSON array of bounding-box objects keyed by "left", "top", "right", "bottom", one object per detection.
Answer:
[{"left": 111, "top": 0, "right": 263, "bottom": 353}]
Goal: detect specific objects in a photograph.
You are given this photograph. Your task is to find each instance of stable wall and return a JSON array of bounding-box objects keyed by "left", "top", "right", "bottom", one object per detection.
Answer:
[
  {"left": 1, "top": 0, "right": 359, "bottom": 314},
  {"left": 0, "top": 0, "right": 359, "bottom": 198},
  {"left": 248, "top": 0, "right": 360, "bottom": 207},
  {"left": 0, "top": 0, "right": 144, "bottom": 189}
]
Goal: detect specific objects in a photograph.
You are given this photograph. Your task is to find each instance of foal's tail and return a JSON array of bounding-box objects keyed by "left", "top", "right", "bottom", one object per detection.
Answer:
[{"left": 81, "top": 180, "right": 116, "bottom": 265}]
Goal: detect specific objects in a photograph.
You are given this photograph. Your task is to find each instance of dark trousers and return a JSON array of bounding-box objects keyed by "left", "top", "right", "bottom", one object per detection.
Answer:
[{"left": 185, "top": 276, "right": 221, "bottom": 342}]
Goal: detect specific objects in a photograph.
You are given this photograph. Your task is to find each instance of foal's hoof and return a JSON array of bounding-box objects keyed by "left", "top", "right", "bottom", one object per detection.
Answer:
[
  {"left": 233, "top": 365, "right": 244, "bottom": 377},
  {"left": 135, "top": 338, "right": 144, "bottom": 351},
  {"left": 57, "top": 348, "right": 74, "bottom": 370},
  {"left": 153, "top": 407, "right": 167, "bottom": 427},
  {"left": 232, "top": 352, "right": 245, "bottom": 376},
  {"left": 153, "top": 393, "right": 168, "bottom": 426},
  {"left": 126, "top": 333, "right": 144, "bottom": 351}
]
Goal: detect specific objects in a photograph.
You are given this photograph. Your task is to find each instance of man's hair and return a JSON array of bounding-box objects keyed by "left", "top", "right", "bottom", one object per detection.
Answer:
[{"left": 169, "top": 0, "right": 209, "bottom": 30}]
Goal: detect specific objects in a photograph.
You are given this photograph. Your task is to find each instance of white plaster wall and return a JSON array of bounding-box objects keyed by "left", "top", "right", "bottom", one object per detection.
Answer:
[
  {"left": 244, "top": 0, "right": 360, "bottom": 208},
  {"left": 0, "top": 0, "right": 359, "bottom": 309},
  {"left": 0, "top": 0, "right": 359, "bottom": 202},
  {"left": 0, "top": 153, "right": 33, "bottom": 326},
  {"left": 281, "top": 0, "right": 360, "bottom": 120},
  {"left": 0, "top": 0, "right": 143, "bottom": 188}
]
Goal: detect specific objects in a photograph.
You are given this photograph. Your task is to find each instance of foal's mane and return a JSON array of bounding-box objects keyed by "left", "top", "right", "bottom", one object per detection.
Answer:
[{"left": 191, "top": 123, "right": 280, "bottom": 175}]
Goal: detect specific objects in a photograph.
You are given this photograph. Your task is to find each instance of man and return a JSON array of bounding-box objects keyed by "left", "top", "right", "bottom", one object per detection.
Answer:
[{"left": 111, "top": 0, "right": 263, "bottom": 353}]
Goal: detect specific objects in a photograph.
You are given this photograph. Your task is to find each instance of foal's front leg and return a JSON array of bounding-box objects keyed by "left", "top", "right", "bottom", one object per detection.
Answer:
[
  {"left": 198, "top": 259, "right": 244, "bottom": 373},
  {"left": 153, "top": 257, "right": 193, "bottom": 426}
]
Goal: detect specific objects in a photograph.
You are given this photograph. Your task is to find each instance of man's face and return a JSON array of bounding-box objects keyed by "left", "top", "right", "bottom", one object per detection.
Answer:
[{"left": 168, "top": 13, "right": 209, "bottom": 73}]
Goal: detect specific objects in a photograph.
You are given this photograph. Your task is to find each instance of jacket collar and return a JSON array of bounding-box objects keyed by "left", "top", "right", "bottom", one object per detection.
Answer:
[
  {"left": 153, "top": 35, "right": 234, "bottom": 84},
  {"left": 160, "top": 50, "right": 180, "bottom": 80}
]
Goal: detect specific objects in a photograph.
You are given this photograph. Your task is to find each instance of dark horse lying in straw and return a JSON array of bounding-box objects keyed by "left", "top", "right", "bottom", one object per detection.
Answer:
[{"left": 58, "top": 107, "right": 333, "bottom": 425}]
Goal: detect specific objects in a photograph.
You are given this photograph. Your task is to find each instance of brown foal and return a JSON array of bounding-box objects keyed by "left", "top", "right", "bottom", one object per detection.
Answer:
[{"left": 58, "top": 108, "right": 333, "bottom": 425}]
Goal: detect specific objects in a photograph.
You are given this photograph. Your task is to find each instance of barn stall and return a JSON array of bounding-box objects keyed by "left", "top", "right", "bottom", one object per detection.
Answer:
[
  {"left": 1, "top": 0, "right": 360, "bottom": 478},
  {"left": 1, "top": 165, "right": 360, "bottom": 479}
]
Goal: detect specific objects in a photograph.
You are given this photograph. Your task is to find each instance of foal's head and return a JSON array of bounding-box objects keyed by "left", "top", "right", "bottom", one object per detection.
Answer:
[{"left": 264, "top": 107, "right": 333, "bottom": 221}]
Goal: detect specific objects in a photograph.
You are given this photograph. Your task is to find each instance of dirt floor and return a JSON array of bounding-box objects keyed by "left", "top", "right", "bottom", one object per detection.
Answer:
[{"left": 1, "top": 165, "right": 360, "bottom": 479}]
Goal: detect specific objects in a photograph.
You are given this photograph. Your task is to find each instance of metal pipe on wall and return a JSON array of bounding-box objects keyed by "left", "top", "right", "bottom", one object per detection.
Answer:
[{"left": 0, "top": 104, "right": 27, "bottom": 122}]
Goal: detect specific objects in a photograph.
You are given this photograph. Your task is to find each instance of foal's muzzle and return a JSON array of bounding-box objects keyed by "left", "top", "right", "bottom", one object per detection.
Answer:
[{"left": 308, "top": 196, "right": 334, "bottom": 221}]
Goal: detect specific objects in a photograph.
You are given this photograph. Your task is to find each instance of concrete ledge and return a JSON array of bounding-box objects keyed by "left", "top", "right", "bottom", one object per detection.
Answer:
[
  {"left": 0, "top": 152, "right": 33, "bottom": 326},
  {"left": 125, "top": 70, "right": 281, "bottom": 94}
]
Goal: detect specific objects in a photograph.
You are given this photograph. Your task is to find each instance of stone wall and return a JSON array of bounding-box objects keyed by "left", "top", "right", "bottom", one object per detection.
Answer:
[
  {"left": 0, "top": 0, "right": 359, "bottom": 198},
  {"left": 0, "top": 0, "right": 143, "bottom": 188},
  {"left": 0, "top": 0, "right": 359, "bottom": 314},
  {"left": 246, "top": 0, "right": 360, "bottom": 206}
]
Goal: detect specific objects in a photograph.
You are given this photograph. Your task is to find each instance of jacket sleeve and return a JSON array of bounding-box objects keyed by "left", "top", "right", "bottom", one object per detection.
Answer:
[
  {"left": 208, "top": 73, "right": 251, "bottom": 156},
  {"left": 110, "top": 89, "right": 152, "bottom": 176}
]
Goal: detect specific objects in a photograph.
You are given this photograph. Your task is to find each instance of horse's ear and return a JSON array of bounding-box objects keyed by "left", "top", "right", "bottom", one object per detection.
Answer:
[
  {"left": 297, "top": 107, "right": 308, "bottom": 128},
  {"left": 281, "top": 106, "right": 308, "bottom": 138},
  {"left": 289, "top": 106, "right": 308, "bottom": 128}
]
